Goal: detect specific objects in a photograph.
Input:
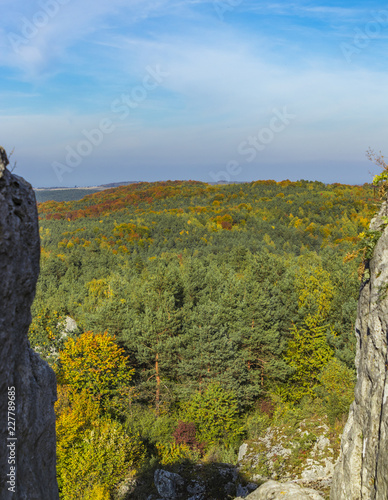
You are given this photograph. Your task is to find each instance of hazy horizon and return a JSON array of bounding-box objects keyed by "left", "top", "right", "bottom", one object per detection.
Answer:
[{"left": 32, "top": 177, "right": 372, "bottom": 191}]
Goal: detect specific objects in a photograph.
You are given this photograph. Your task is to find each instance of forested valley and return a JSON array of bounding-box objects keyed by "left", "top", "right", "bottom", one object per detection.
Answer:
[{"left": 30, "top": 179, "right": 377, "bottom": 499}]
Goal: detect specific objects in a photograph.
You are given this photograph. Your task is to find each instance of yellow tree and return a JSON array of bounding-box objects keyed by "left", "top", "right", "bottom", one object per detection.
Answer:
[
  {"left": 285, "top": 261, "right": 334, "bottom": 399},
  {"left": 294, "top": 263, "right": 334, "bottom": 328},
  {"left": 56, "top": 390, "right": 145, "bottom": 500},
  {"left": 58, "top": 331, "right": 135, "bottom": 415}
]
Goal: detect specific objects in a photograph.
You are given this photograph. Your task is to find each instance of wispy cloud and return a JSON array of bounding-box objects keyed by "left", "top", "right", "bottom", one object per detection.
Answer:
[{"left": 243, "top": 2, "right": 364, "bottom": 18}]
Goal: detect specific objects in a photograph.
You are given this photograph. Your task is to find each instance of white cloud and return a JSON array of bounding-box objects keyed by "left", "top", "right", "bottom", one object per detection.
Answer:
[{"left": 244, "top": 2, "right": 363, "bottom": 18}]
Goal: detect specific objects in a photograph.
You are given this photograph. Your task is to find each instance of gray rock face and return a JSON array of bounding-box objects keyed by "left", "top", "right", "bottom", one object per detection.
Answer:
[
  {"left": 237, "top": 480, "right": 324, "bottom": 499},
  {"left": 331, "top": 201, "right": 388, "bottom": 500},
  {"left": 154, "top": 469, "right": 185, "bottom": 499},
  {"left": 0, "top": 151, "right": 59, "bottom": 499}
]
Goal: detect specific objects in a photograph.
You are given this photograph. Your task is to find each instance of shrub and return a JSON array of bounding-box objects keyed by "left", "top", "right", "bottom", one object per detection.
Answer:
[
  {"left": 258, "top": 399, "right": 275, "bottom": 417},
  {"left": 173, "top": 420, "right": 204, "bottom": 453},
  {"left": 183, "top": 382, "right": 243, "bottom": 448},
  {"left": 125, "top": 405, "right": 176, "bottom": 446},
  {"left": 204, "top": 444, "right": 238, "bottom": 464},
  {"left": 285, "top": 323, "right": 333, "bottom": 401},
  {"left": 156, "top": 442, "right": 200, "bottom": 465},
  {"left": 82, "top": 484, "right": 110, "bottom": 500},
  {"left": 317, "top": 357, "right": 356, "bottom": 425},
  {"left": 57, "top": 391, "right": 145, "bottom": 499},
  {"left": 245, "top": 410, "right": 271, "bottom": 440},
  {"left": 28, "top": 308, "right": 67, "bottom": 366}
]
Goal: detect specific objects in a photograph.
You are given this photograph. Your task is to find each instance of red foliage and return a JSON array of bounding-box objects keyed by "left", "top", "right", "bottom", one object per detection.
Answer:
[
  {"left": 221, "top": 220, "right": 232, "bottom": 230},
  {"left": 258, "top": 399, "right": 274, "bottom": 418},
  {"left": 173, "top": 421, "right": 205, "bottom": 454}
]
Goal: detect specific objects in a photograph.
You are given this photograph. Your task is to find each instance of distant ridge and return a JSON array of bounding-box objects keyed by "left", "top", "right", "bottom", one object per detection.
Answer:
[
  {"left": 34, "top": 182, "right": 140, "bottom": 203},
  {"left": 34, "top": 180, "right": 243, "bottom": 191},
  {"left": 33, "top": 180, "right": 247, "bottom": 203},
  {"left": 34, "top": 181, "right": 139, "bottom": 190},
  {"left": 99, "top": 181, "right": 139, "bottom": 188}
]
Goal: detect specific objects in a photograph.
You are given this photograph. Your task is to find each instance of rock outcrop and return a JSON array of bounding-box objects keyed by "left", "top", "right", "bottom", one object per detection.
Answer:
[
  {"left": 144, "top": 463, "right": 256, "bottom": 499},
  {"left": 331, "top": 202, "right": 388, "bottom": 499},
  {"left": 236, "top": 480, "right": 324, "bottom": 499},
  {"left": 237, "top": 417, "right": 336, "bottom": 497},
  {"left": 154, "top": 469, "right": 185, "bottom": 499},
  {"left": 0, "top": 148, "right": 59, "bottom": 499}
]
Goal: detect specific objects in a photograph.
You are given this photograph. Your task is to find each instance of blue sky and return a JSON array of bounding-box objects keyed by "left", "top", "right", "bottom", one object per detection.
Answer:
[{"left": 1, "top": 0, "right": 388, "bottom": 187}]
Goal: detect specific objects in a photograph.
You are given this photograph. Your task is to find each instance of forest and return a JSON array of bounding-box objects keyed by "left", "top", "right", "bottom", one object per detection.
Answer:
[{"left": 29, "top": 179, "right": 378, "bottom": 499}]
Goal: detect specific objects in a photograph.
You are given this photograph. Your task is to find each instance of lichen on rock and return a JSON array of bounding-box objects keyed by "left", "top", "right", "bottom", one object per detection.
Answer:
[
  {"left": 0, "top": 146, "right": 9, "bottom": 179},
  {"left": 237, "top": 417, "right": 337, "bottom": 495}
]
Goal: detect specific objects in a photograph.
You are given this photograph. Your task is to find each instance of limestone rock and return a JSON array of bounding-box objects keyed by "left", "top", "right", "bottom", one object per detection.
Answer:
[
  {"left": 238, "top": 443, "right": 248, "bottom": 462},
  {"left": 150, "top": 464, "right": 252, "bottom": 499},
  {"left": 154, "top": 469, "right": 185, "bottom": 499},
  {"left": 0, "top": 146, "right": 9, "bottom": 178},
  {"left": 238, "top": 480, "right": 324, "bottom": 499},
  {"left": 238, "top": 419, "right": 336, "bottom": 492},
  {"left": 63, "top": 316, "right": 78, "bottom": 334},
  {"left": 331, "top": 201, "right": 388, "bottom": 499},
  {"left": 187, "top": 479, "right": 206, "bottom": 499},
  {"left": 0, "top": 156, "right": 59, "bottom": 499}
]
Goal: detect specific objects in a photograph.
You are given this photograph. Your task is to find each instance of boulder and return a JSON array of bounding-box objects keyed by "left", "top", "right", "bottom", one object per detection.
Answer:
[
  {"left": 154, "top": 469, "right": 185, "bottom": 499},
  {"left": 237, "top": 479, "right": 324, "bottom": 499},
  {"left": 152, "top": 463, "right": 252, "bottom": 499},
  {"left": 0, "top": 149, "right": 59, "bottom": 499},
  {"left": 187, "top": 479, "right": 206, "bottom": 499}
]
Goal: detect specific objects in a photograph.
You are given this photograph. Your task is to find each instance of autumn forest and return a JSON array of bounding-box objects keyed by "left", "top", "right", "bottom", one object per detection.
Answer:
[{"left": 30, "top": 179, "right": 377, "bottom": 499}]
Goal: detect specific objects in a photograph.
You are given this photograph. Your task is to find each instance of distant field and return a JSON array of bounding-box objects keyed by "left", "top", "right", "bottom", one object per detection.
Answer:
[{"left": 34, "top": 189, "right": 102, "bottom": 203}]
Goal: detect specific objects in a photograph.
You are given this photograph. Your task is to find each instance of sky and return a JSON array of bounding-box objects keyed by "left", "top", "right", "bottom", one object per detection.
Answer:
[{"left": 1, "top": 0, "right": 388, "bottom": 187}]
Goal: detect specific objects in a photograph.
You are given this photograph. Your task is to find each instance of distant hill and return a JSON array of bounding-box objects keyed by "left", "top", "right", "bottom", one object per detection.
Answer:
[
  {"left": 33, "top": 180, "right": 247, "bottom": 203},
  {"left": 37, "top": 180, "right": 207, "bottom": 219},
  {"left": 34, "top": 188, "right": 103, "bottom": 203},
  {"left": 34, "top": 181, "right": 140, "bottom": 203},
  {"left": 99, "top": 181, "right": 139, "bottom": 188}
]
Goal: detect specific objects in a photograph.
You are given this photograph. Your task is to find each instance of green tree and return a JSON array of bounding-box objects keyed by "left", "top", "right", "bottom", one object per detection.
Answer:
[
  {"left": 183, "top": 382, "right": 243, "bottom": 447},
  {"left": 28, "top": 307, "right": 66, "bottom": 366},
  {"left": 317, "top": 357, "right": 356, "bottom": 424},
  {"left": 122, "top": 262, "right": 184, "bottom": 414},
  {"left": 285, "top": 323, "right": 333, "bottom": 400}
]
